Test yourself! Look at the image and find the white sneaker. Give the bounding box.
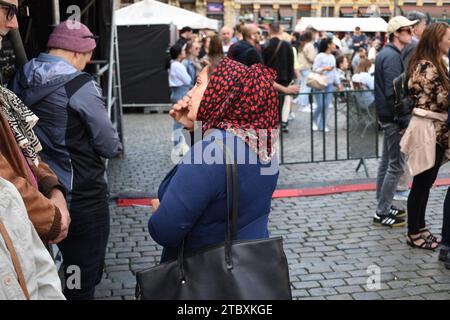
[288,112,296,121]
[324,127,330,133]
[312,123,319,131]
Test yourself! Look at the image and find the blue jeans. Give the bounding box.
[297,69,312,107]
[313,84,333,130]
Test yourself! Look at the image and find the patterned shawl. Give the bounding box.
[0,86,42,166]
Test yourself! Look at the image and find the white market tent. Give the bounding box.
[295,17,388,33]
[115,0,219,30]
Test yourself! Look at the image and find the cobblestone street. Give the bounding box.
[97,113,450,300]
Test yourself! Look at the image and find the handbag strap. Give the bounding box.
[0,220,30,300]
[267,38,283,67]
[176,136,239,275]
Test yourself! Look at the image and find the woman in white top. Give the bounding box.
[312,38,341,132]
[295,31,316,110]
[168,43,192,155]
[351,58,375,107]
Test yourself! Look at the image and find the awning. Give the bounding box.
[401,5,448,18]
[340,7,354,17]
[279,7,293,19]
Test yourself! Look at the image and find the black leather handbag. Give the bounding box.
[135,140,292,300]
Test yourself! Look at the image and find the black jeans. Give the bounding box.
[442,187,450,246]
[407,144,445,235]
[58,201,110,300]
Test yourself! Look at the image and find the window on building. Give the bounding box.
[321,6,334,17]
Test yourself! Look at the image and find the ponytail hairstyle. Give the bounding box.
[165,43,184,70]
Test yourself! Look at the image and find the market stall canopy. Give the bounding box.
[295,17,389,33]
[115,0,219,30]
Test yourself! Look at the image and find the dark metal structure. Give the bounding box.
[2,0,123,145]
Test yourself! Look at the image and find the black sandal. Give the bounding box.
[419,228,441,244]
[407,234,438,251]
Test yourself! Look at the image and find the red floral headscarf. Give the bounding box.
[197,57,279,162]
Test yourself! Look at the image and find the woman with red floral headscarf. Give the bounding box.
[148,57,280,263]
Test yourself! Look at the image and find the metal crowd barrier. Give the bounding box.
[278,89,380,177]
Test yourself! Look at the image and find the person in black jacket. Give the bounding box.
[373,16,417,228]
[263,23,296,132]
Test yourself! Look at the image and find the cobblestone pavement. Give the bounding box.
[97,113,450,300]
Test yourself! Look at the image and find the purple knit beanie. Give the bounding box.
[47,20,97,53]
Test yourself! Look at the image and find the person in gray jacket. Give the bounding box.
[373,16,416,228]
[11,20,122,300]
[0,177,65,300]
[401,11,428,67]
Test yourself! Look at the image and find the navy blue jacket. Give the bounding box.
[374,43,404,123]
[148,130,279,263]
[11,53,122,210]
[229,40,262,67]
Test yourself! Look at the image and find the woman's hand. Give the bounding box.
[169,96,194,131]
[150,199,160,214]
[323,66,334,72]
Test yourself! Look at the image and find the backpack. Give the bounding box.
[393,72,414,129]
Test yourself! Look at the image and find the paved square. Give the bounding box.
[98,113,450,300]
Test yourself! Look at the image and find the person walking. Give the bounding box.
[11,21,122,299]
[148,57,280,263]
[373,16,417,227]
[311,38,342,132]
[400,22,450,250]
[295,31,316,112]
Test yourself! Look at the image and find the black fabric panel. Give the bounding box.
[18,0,113,62]
[118,25,170,104]
[64,74,93,99]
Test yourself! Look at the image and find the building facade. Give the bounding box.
[118,0,450,29]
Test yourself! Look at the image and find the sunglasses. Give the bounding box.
[398,27,412,34]
[0,0,17,21]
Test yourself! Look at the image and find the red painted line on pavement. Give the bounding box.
[116,178,450,206]
[272,178,450,199]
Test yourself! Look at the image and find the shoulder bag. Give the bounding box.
[135,139,292,300]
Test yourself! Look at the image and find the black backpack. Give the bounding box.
[393,72,414,129]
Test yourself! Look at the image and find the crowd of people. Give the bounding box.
[166,20,395,135]
[1,0,450,301]
[163,13,450,275]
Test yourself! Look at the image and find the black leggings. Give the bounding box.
[407,144,445,235]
